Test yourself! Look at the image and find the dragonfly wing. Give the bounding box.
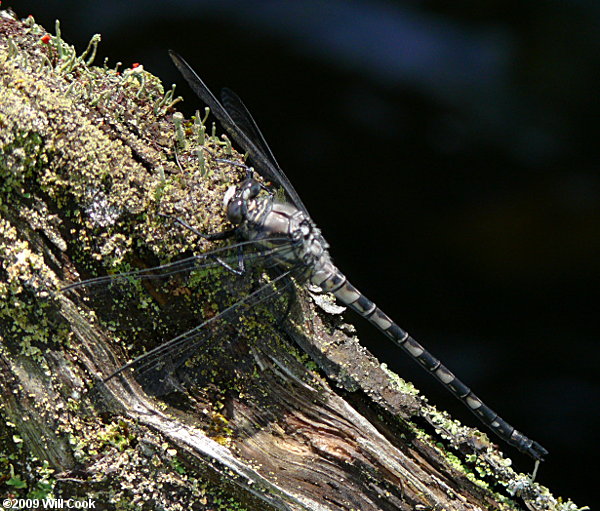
[108,268,296,395]
[168,51,309,215]
[220,87,282,173]
[219,87,309,214]
[60,238,291,296]
[62,237,300,395]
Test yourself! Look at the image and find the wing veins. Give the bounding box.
[169,50,309,214]
[105,269,295,384]
[60,237,292,292]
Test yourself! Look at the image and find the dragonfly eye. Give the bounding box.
[248,180,262,198]
[240,179,261,201]
[227,198,245,224]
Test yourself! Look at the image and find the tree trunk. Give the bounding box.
[0,10,575,510]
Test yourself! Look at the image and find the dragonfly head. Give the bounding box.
[223,178,262,224]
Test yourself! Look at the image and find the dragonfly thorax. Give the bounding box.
[226,180,332,277]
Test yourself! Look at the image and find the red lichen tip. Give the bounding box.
[132,62,140,68]
[41,34,51,44]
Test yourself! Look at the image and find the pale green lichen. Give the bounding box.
[379,361,419,396]
[0,12,251,508]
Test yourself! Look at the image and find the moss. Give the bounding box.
[0,412,57,499]
[379,361,419,396]
[0,12,255,508]
[0,9,250,366]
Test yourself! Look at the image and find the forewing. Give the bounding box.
[219,87,309,213]
[61,239,286,295]
[62,239,298,395]
[169,51,309,215]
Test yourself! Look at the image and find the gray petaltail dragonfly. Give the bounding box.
[62,50,547,461]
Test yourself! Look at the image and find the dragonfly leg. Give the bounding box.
[159,213,237,241]
[159,213,247,275]
[213,244,245,276]
[214,156,250,170]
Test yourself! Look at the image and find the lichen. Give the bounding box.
[0,11,251,508]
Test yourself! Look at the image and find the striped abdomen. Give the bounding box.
[310,262,547,460]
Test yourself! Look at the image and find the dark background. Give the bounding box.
[7,0,598,506]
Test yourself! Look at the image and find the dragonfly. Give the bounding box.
[62,50,548,461]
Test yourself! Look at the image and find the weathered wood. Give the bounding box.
[0,10,578,510]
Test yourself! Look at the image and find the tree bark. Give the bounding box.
[0,10,576,511]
